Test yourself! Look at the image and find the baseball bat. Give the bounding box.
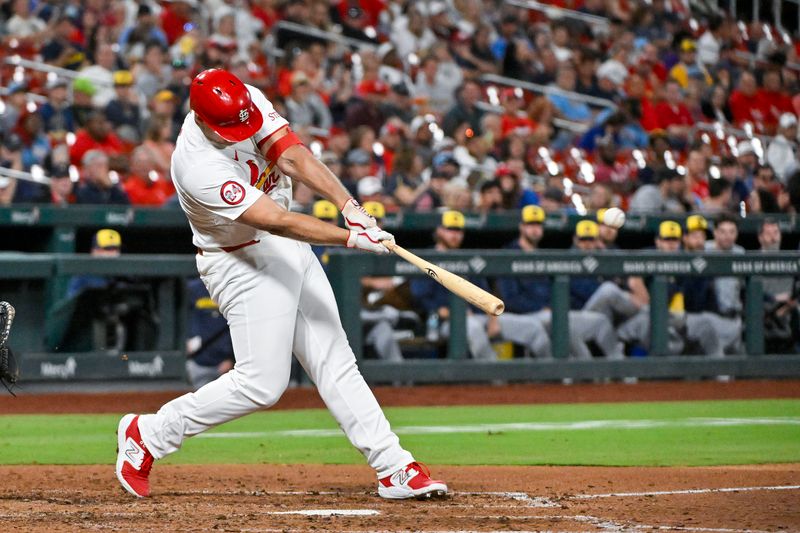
[382,242,505,316]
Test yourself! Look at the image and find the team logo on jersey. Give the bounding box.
[246,160,280,194]
[239,109,249,122]
[220,180,245,205]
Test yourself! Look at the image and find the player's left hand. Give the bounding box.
[346,227,394,254]
[342,198,377,230]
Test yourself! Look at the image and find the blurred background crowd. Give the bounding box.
[0,0,799,224]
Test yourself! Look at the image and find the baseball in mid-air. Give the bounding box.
[603,207,626,229]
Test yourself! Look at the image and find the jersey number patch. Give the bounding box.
[220,180,246,205]
[245,160,280,194]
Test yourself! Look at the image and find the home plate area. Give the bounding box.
[1,464,798,532]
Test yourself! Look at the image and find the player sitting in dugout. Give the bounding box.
[610,221,724,357]
[409,210,497,360]
[185,277,234,391]
[310,199,417,362]
[492,209,623,360]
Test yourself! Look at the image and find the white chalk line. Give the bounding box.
[571,484,800,499]
[197,417,800,439]
[268,509,379,516]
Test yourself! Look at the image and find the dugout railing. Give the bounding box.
[2,251,800,383]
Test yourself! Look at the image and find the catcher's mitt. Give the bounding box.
[0,301,19,395]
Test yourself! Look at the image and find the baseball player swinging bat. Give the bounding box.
[383,241,505,316]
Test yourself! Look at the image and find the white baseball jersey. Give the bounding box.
[171,85,293,249]
[138,80,419,483]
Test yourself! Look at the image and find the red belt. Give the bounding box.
[197,239,260,255]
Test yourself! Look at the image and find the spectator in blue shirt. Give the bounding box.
[118,4,168,57]
[74,150,130,205]
[40,78,76,136]
[548,66,593,124]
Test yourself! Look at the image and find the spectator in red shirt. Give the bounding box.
[634,42,668,84]
[377,119,406,175]
[499,88,538,138]
[625,73,659,131]
[685,149,710,201]
[757,69,794,132]
[123,147,175,206]
[337,0,386,27]
[159,0,195,45]
[252,0,280,30]
[69,111,124,167]
[655,80,694,141]
[729,71,765,130]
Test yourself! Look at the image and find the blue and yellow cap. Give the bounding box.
[362,201,386,220]
[522,205,545,224]
[685,215,708,233]
[441,210,465,229]
[113,70,134,86]
[659,221,682,239]
[93,229,121,249]
[575,220,599,239]
[313,200,338,221]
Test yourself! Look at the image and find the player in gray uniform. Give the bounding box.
[703,212,745,354]
[615,221,722,356]
[484,212,622,360]
[359,201,412,363]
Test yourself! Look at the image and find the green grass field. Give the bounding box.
[1,399,799,467]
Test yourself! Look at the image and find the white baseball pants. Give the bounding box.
[138,236,414,477]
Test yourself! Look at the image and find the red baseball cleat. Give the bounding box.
[378,462,448,499]
[115,414,154,498]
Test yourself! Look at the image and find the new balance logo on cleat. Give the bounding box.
[393,468,412,486]
[124,439,145,470]
[378,462,448,500]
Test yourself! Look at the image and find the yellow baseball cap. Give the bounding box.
[93,229,121,249]
[521,205,545,224]
[312,200,338,220]
[659,221,682,239]
[362,201,386,220]
[441,210,465,229]
[596,208,608,224]
[575,220,599,239]
[154,89,176,102]
[680,38,697,52]
[112,70,134,86]
[685,215,708,233]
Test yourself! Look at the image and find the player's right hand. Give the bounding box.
[342,198,377,230]
[346,227,394,254]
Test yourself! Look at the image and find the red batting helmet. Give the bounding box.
[189,69,263,143]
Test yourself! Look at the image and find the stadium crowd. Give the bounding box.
[0,0,798,218]
[2,0,800,358]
